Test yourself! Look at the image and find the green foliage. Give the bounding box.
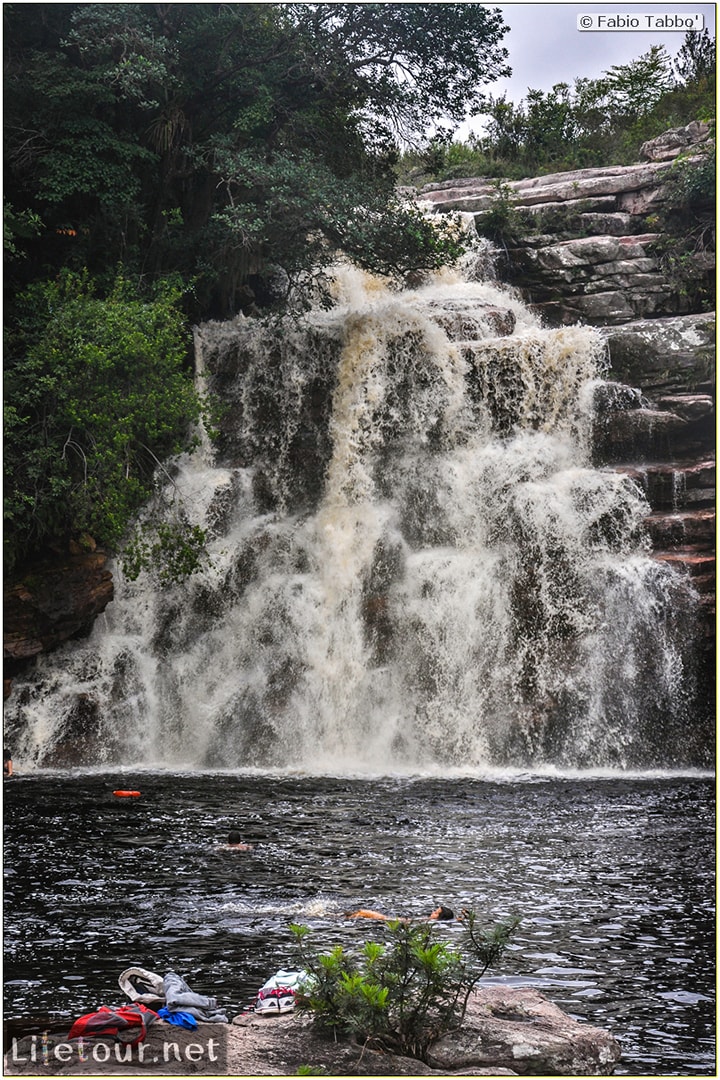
[398,137,524,185]
[664,145,716,209]
[327,195,469,284]
[648,145,716,312]
[475,181,522,245]
[121,520,209,586]
[4,202,43,259]
[4,3,510,316]
[289,912,520,1061]
[603,44,676,120]
[206,144,468,309]
[4,270,204,572]
[459,908,522,975]
[480,45,681,173]
[402,33,715,183]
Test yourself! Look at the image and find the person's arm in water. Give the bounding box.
[344,909,393,920]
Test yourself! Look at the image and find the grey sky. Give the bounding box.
[489,1,716,102]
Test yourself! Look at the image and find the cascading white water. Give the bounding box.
[6,260,703,772]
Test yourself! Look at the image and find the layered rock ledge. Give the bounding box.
[422,123,713,327]
[422,159,679,215]
[592,313,715,659]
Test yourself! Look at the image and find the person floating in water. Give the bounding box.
[4,748,12,778]
[344,905,455,922]
[225,830,254,851]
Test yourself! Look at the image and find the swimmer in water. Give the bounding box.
[225,830,254,851]
[344,905,455,922]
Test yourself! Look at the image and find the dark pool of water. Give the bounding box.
[3,770,715,1074]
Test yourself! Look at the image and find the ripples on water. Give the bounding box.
[3,771,715,1074]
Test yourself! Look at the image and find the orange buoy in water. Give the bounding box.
[113,790,141,798]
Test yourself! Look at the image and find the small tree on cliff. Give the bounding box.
[290,911,520,1062]
[674,28,716,85]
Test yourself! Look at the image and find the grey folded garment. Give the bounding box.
[166,1003,229,1022]
[163,971,228,1023]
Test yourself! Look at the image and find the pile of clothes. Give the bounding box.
[119,967,229,1030]
[67,963,310,1049]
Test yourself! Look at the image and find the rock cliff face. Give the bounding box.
[423,126,715,710]
[422,122,712,327]
[596,314,715,690]
[4,546,114,697]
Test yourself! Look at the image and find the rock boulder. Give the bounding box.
[640,120,712,162]
[427,987,621,1075]
[598,313,715,395]
[4,548,113,681]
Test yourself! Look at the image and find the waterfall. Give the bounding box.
[6,262,705,773]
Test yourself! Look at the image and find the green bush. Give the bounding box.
[648,145,716,312]
[475,181,523,246]
[290,911,520,1061]
[665,145,716,209]
[121,520,209,586]
[4,269,206,575]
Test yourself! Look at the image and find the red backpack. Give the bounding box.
[68,1003,158,1046]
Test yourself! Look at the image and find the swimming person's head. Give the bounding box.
[228,830,243,845]
[430,905,455,920]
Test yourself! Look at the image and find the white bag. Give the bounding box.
[118,966,166,1004]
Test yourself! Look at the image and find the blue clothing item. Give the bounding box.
[158,1007,198,1030]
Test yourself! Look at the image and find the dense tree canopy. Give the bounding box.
[4,3,511,572]
[4,3,510,315]
[4,271,203,571]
